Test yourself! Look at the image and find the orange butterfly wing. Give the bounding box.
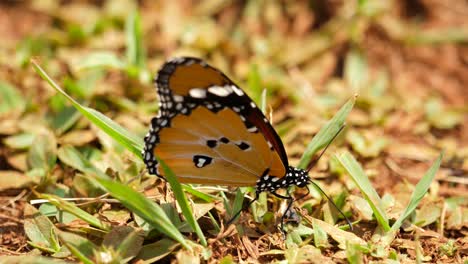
[143,57,288,186]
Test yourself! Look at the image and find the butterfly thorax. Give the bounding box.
[255,166,309,193]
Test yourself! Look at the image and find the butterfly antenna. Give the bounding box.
[307,181,353,230]
[306,124,346,172]
[226,193,259,226]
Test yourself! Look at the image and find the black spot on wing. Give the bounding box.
[193,155,213,168]
[236,142,250,150]
[206,140,217,148]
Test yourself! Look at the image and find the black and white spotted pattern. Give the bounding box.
[255,166,310,193]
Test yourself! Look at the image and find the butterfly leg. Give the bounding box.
[271,191,294,237]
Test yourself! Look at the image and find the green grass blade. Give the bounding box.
[37,193,111,231]
[298,96,356,169]
[158,159,207,246]
[247,63,262,105]
[229,188,246,222]
[182,185,217,203]
[337,151,390,231]
[31,60,144,158]
[93,176,190,249]
[125,10,145,69]
[390,153,443,232]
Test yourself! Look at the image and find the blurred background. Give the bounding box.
[0,0,467,262]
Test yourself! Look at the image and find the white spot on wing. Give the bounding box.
[189,88,207,98]
[267,141,273,148]
[231,85,244,96]
[208,85,232,97]
[173,95,184,102]
[247,126,258,132]
[196,157,207,168]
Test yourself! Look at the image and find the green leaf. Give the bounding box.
[57,145,109,179]
[414,202,442,227]
[74,52,126,71]
[23,204,60,253]
[158,159,207,246]
[346,242,365,264]
[32,61,144,158]
[57,230,97,260]
[103,226,144,260]
[93,176,190,249]
[390,153,443,232]
[0,81,26,114]
[37,193,110,231]
[312,219,329,249]
[284,245,326,263]
[27,133,57,173]
[347,130,388,158]
[345,49,368,92]
[136,239,180,263]
[63,70,105,99]
[50,105,81,135]
[337,152,390,231]
[298,96,355,169]
[3,133,36,149]
[57,232,95,264]
[15,36,50,67]
[0,256,70,264]
[425,98,463,129]
[309,218,367,250]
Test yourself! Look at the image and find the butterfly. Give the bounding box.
[142,57,349,230]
